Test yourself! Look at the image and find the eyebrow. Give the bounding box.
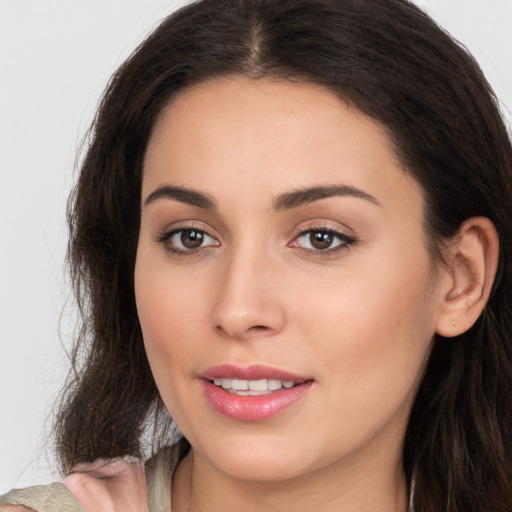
[143,183,380,211]
[144,184,216,209]
[273,185,380,212]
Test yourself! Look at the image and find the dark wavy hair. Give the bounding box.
[56,0,512,510]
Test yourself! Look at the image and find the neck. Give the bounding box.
[172,446,409,512]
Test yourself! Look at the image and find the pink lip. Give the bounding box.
[200,364,310,382]
[200,364,314,422]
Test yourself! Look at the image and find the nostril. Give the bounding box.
[214,323,271,338]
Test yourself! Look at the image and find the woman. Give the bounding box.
[2,0,511,510]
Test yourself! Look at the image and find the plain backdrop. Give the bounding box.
[1,0,511,492]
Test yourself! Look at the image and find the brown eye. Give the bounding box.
[181,229,204,249]
[291,228,355,254]
[309,231,334,250]
[157,227,219,255]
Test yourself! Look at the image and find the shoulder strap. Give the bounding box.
[0,482,86,512]
[146,442,189,512]
[146,445,182,512]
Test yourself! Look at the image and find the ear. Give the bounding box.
[436,217,499,337]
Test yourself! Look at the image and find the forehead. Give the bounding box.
[142,76,423,221]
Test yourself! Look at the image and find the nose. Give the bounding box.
[210,249,286,340]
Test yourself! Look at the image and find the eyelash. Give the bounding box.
[154,225,357,258]
[291,225,357,256]
[154,225,218,258]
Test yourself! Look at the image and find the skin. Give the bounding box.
[134,77,457,512]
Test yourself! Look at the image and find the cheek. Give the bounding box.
[294,246,438,421]
[134,255,200,393]
[135,238,210,339]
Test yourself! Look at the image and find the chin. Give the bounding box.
[189,429,330,483]
[209,450,310,482]
[187,435,309,482]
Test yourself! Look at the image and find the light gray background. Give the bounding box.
[1,0,511,492]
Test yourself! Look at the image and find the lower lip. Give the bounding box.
[201,380,313,422]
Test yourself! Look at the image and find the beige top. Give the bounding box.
[0,446,180,512]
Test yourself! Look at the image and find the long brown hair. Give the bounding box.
[57,1,512,510]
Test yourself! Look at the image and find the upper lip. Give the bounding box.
[200,364,312,382]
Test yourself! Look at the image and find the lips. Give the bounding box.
[200,364,314,422]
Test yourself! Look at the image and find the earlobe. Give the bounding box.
[436,217,499,337]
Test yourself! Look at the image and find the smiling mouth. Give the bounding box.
[210,378,304,396]
[201,366,314,421]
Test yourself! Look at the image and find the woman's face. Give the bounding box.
[135,77,446,482]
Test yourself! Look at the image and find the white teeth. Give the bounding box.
[212,378,300,394]
[268,379,282,390]
[232,379,249,390]
[248,379,268,391]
